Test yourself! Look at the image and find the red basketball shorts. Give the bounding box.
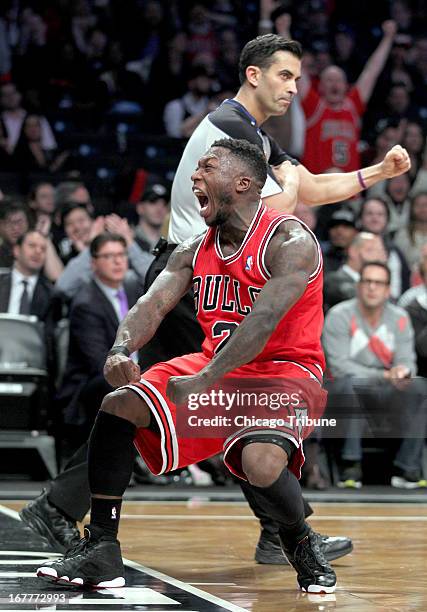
[122,353,327,480]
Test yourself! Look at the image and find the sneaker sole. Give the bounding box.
[36,567,125,588]
[301,583,336,594]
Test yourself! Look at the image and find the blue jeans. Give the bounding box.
[328,376,427,474]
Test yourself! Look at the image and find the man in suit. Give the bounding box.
[58,232,142,443]
[323,232,387,310]
[20,233,143,550]
[0,229,52,319]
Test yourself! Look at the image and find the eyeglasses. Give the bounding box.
[93,252,128,261]
[359,278,389,287]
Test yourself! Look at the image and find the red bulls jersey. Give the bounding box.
[192,203,325,380]
[302,85,364,173]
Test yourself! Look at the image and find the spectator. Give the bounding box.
[55,213,153,300]
[56,202,96,265]
[362,119,401,166]
[321,209,358,274]
[185,3,219,63]
[368,173,412,234]
[124,0,167,84]
[358,196,410,299]
[215,29,241,92]
[28,182,56,223]
[55,181,93,212]
[0,82,56,152]
[394,192,427,270]
[324,232,387,310]
[134,183,169,253]
[146,31,188,114]
[299,21,397,173]
[12,114,69,173]
[0,229,52,320]
[402,121,426,182]
[323,261,426,489]
[406,255,427,377]
[52,183,95,262]
[57,233,143,448]
[96,41,144,117]
[371,82,425,131]
[163,66,215,138]
[0,200,30,268]
[398,244,427,308]
[26,182,64,283]
[333,24,363,83]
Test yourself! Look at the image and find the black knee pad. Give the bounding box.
[241,434,295,461]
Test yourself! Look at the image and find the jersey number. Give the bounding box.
[212,321,239,354]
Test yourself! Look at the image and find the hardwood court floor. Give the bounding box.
[4,500,427,611]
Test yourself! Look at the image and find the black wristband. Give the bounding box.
[107,346,130,358]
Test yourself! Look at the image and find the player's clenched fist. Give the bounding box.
[104,353,140,387]
[380,145,411,178]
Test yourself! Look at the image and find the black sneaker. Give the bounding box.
[36,526,125,588]
[20,490,81,553]
[255,532,287,564]
[255,530,353,565]
[391,467,427,489]
[337,460,362,489]
[280,530,337,593]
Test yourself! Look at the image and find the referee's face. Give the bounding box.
[254,51,300,119]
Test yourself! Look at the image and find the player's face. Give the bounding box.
[191,150,236,227]
[358,265,390,310]
[254,51,301,117]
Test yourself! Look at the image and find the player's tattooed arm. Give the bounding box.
[167,221,318,404]
[104,234,204,387]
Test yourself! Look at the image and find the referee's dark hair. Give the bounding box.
[238,34,302,84]
[211,138,268,188]
[90,233,127,258]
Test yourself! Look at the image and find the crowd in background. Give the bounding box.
[1,0,427,488]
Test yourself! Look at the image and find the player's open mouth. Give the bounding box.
[193,188,211,218]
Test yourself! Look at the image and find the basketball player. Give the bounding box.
[37,139,338,593]
[139,33,410,564]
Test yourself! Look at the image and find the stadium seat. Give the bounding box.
[0,314,57,478]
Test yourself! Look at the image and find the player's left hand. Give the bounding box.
[167,374,209,406]
[380,145,411,178]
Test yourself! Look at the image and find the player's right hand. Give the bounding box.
[104,354,141,388]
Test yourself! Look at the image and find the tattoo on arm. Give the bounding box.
[114,234,204,353]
